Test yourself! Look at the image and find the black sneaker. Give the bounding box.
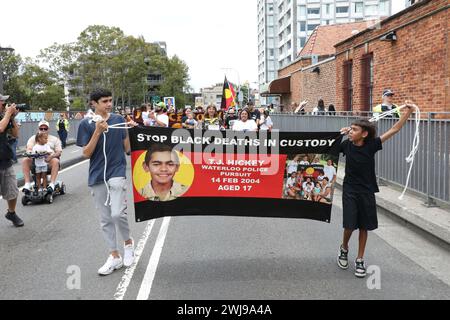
[46,186,54,195]
[355,258,367,278]
[5,211,24,227]
[337,245,349,269]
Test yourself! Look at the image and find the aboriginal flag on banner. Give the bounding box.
[129,127,342,223]
[220,76,236,110]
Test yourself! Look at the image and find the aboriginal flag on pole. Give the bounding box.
[221,76,236,110]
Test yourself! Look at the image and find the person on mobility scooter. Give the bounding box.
[21,121,66,205]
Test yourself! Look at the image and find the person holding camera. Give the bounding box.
[0,94,24,227]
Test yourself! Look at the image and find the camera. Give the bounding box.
[15,103,30,112]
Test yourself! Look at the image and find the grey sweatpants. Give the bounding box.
[91,177,131,252]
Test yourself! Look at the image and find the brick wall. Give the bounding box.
[335,0,449,114]
[276,57,336,111]
[301,59,336,111]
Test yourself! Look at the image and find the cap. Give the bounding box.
[382,89,394,97]
[0,94,10,101]
[38,120,50,128]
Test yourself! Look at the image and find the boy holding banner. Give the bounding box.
[77,88,137,276]
[337,102,415,278]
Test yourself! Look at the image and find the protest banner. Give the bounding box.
[129,127,342,223]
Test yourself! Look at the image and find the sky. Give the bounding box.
[1,0,258,92]
[1,1,407,92]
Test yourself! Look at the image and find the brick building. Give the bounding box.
[265,21,373,112]
[335,0,450,113]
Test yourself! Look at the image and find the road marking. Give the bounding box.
[71,149,80,154]
[59,160,89,174]
[113,220,156,300]
[136,217,171,300]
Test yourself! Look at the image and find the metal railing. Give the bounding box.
[271,112,450,206]
[16,120,83,150]
[16,113,450,205]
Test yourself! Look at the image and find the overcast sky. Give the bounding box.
[2,1,406,92]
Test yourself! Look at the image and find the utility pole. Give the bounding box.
[0,46,14,94]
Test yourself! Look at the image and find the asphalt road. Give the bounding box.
[0,156,449,300]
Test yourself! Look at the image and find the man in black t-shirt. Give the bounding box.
[336,101,415,278]
[246,101,260,126]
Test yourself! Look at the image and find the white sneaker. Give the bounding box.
[123,238,135,268]
[98,255,123,276]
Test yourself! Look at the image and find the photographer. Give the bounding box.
[0,94,24,227]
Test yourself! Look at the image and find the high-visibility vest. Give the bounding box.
[373,104,401,118]
[56,119,70,131]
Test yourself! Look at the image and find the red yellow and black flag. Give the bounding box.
[220,76,236,110]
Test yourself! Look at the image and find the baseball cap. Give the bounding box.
[38,120,50,128]
[382,89,394,97]
[0,94,10,101]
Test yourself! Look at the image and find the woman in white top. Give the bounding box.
[232,109,258,132]
[259,110,273,131]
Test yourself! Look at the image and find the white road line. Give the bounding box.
[136,217,171,300]
[71,149,80,154]
[113,220,156,300]
[59,159,89,174]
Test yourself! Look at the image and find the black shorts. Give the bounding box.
[342,192,378,231]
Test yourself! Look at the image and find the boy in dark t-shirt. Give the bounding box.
[337,101,415,278]
[77,88,137,276]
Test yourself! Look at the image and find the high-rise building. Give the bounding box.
[258,0,392,92]
[258,0,279,91]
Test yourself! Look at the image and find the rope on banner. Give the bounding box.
[89,115,132,206]
[368,104,421,200]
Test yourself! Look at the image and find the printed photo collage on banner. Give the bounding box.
[283,154,338,204]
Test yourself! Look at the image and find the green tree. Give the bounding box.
[38,25,191,108]
[159,55,191,109]
[32,84,67,111]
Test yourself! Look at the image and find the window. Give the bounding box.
[336,6,349,14]
[267,26,274,36]
[365,5,378,15]
[308,24,319,31]
[298,5,306,17]
[343,60,353,111]
[269,49,274,58]
[268,3,273,12]
[299,37,306,47]
[307,7,320,15]
[287,40,291,50]
[325,4,331,15]
[299,21,306,32]
[287,25,291,35]
[361,53,374,112]
[354,2,363,14]
[379,0,389,14]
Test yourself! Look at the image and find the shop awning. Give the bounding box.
[267,75,291,94]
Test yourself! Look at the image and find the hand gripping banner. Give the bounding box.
[129,127,342,223]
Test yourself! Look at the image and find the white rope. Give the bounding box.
[369,105,421,200]
[89,115,131,206]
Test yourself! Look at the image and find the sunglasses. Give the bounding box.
[39,127,49,131]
